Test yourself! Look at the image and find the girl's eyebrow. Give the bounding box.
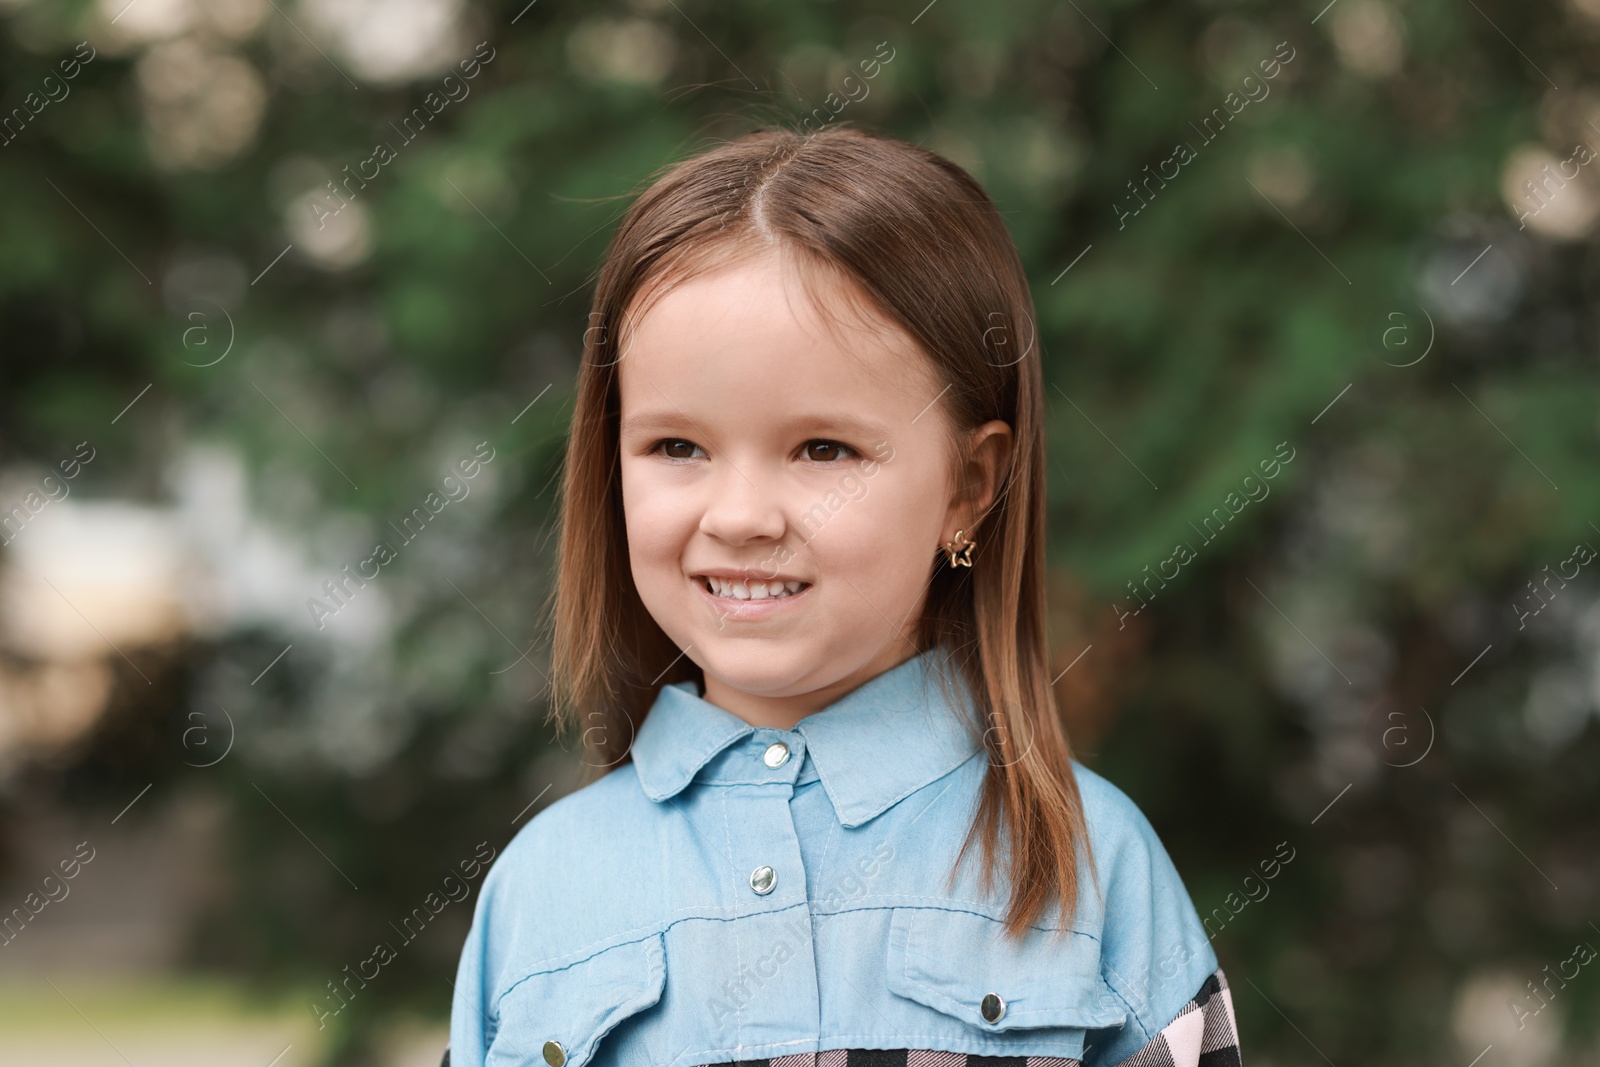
[618,411,695,437]
[788,412,894,439]
[620,411,894,439]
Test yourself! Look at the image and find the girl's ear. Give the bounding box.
[942,419,1013,544]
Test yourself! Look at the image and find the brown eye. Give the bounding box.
[803,440,856,462]
[657,439,703,460]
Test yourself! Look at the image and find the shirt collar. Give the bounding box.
[630,645,984,827]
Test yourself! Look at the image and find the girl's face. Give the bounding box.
[616,250,1007,728]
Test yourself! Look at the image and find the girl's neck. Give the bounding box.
[698,645,923,730]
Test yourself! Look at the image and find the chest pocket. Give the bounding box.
[885,907,1127,1036]
[488,933,666,1067]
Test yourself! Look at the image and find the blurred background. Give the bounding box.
[1,0,1597,1063]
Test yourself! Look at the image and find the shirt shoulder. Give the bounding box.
[1072,761,1187,877]
[491,762,654,875]
[1070,762,1220,1062]
[472,764,667,989]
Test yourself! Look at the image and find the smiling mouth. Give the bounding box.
[695,575,812,601]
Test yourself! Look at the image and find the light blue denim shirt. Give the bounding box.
[449,645,1220,1067]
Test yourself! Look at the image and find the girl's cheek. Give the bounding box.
[622,486,691,560]
[626,502,690,556]
[620,465,689,525]
[804,481,912,579]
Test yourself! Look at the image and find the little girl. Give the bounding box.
[448,124,1238,1067]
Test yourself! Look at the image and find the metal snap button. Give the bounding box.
[749,864,776,894]
[763,742,790,767]
[980,992,1005,1023]
[543,1040,566,1067]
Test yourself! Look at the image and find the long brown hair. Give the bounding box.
[542,122,1092,940]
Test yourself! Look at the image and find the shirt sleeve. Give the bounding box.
[1091,968,1240,1067]
[1074,766,1229,1067]
[447,856,503,1067]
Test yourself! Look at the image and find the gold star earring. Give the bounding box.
[941,529,977,568]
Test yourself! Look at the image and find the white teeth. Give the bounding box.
[701,576,808,600]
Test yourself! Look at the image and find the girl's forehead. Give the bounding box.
[617,254,937,396]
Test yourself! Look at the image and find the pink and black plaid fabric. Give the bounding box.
[706,1054,1081,1067]
[1111,969,1239,1067]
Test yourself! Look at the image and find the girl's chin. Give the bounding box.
[696,653,817,692]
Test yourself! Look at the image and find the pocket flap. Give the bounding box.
[489,934,666,1067]
[886,908,1127,1031]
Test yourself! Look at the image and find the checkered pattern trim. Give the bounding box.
[1109,969,1239,1067]
[703,1053,1081,1067]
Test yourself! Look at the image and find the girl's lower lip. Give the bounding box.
[692,576,811,619]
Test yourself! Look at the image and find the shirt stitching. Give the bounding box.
[491,900,1106,1006]
[698,775,819,786]
[1096,971,1153,1045]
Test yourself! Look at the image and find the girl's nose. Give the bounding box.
[697,462,788,545]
